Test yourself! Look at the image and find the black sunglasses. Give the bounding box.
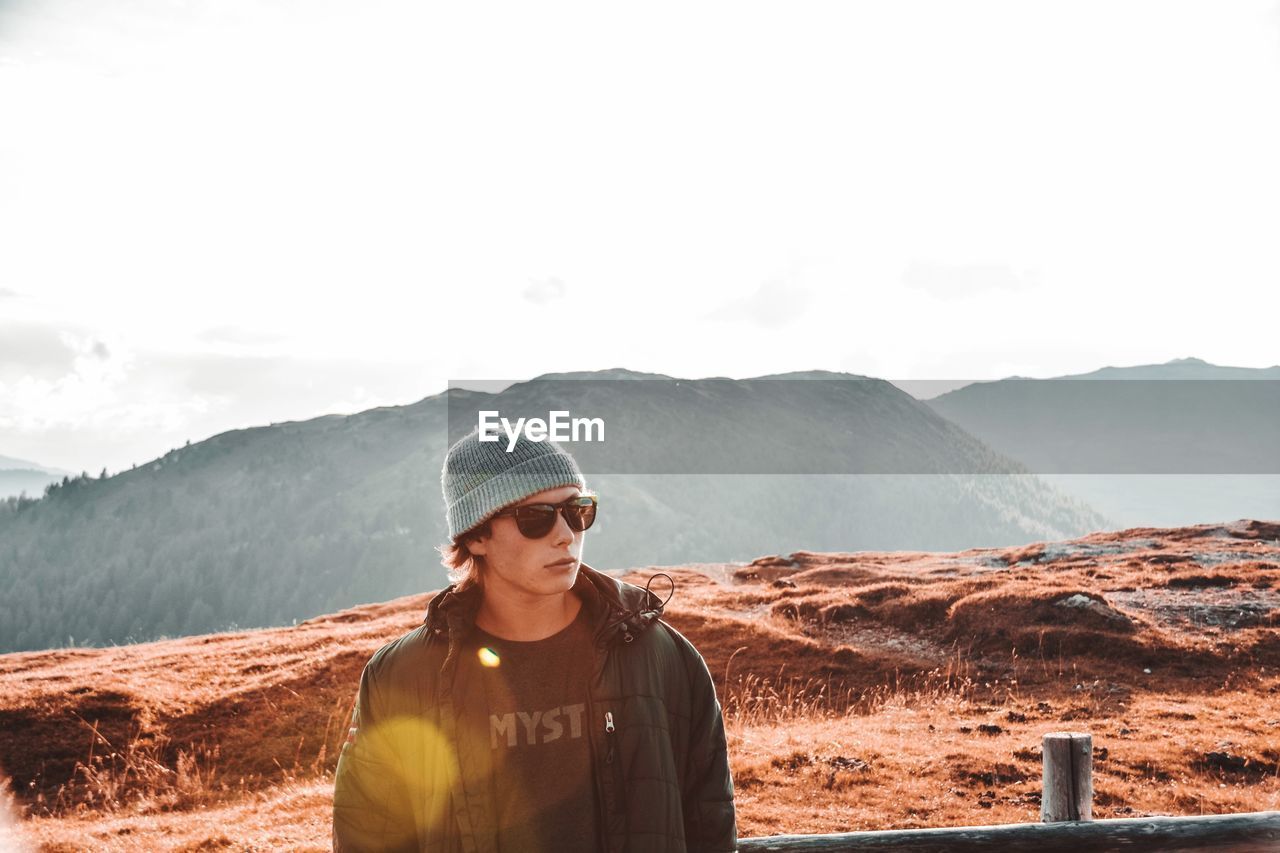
[490,495,599,539]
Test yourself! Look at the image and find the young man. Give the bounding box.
[332,427,737,852]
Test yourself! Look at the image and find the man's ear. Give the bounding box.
[464,529,489,558]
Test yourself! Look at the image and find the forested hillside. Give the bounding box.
[0,371,1107,652]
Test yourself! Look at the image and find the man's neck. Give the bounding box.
[474,587,583,642]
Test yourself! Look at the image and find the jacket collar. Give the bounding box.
[423,562,671,648]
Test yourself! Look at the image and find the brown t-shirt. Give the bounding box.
[464,603,600,853]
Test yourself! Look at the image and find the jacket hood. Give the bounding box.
[422,562,673,648]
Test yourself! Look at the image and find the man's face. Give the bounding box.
[465,485,587,600]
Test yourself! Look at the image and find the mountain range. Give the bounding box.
[0,357,1274,653]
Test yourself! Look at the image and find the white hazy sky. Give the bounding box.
[2,0,1279,474]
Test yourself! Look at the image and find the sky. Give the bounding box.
[1,0,1279,474]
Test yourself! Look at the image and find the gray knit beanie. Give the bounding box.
[441,427,588,540]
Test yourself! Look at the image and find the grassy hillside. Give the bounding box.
[1,520,1276,849]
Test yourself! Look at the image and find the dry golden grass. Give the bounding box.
[721,663,1280,837]
[2,519,1278,849]
[13,776,332,852]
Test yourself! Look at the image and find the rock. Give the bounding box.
[826,755,870,772]
[1055,593,1133,626]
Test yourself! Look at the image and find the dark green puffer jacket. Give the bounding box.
[332,563,738,852]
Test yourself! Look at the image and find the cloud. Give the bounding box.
[0,323,79,381]
[0,328,135,433]
[195,325,288,346]
[902,261,1039,299]
[0,288,21,299]
[702,277,810,330]
[522,276,568,305]
[0,346,434,472]
[141,352,430,422]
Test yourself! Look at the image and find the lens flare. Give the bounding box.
[363,716,457,832]
[0,772,32,853]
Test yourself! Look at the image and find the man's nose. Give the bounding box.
[550,508,576,543]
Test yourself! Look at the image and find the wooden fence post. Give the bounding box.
[1042,731,1093,822]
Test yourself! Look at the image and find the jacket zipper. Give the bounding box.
[602,707,618,815]
[604,708,627,823]
[587,648,612,853]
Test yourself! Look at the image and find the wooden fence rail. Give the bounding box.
[736,731,1280,852]
[736,811,1280,852]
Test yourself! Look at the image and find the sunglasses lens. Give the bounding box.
[515,506,558,538]
[565,498,597,532]
[511,497,598,538]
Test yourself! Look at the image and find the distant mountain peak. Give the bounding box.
[528,368,675,382]
[1046,357,1279,381]
[747,369,877,381]
[0,454,71,475]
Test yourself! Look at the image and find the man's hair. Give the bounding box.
[436,520,491,594]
